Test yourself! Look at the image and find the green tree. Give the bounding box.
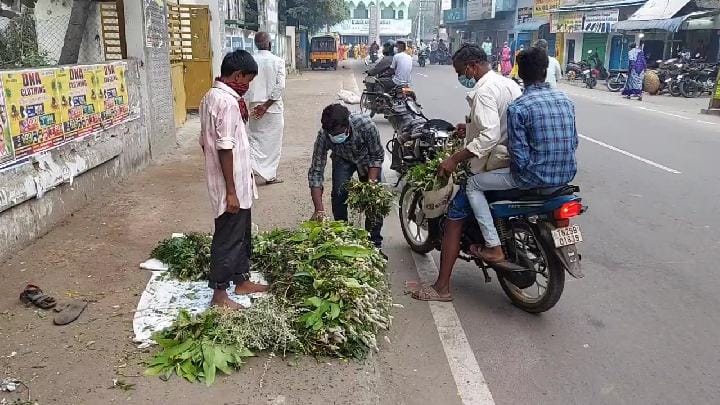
[280,0,349,33]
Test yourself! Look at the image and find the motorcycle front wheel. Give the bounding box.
[399,184,434,254]
[498,221,565,313]
[359,93,376,118]
[680,80,700,98]
[606,74,625,92]
[586,77,597,89]
[669,81,682,97]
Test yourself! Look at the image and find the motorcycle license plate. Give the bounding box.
[582,69,590,74]
[551,224,583,248]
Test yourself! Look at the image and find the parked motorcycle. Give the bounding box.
[418,49,428,67]
[360,75,424,136]
[606,70,627,92]
[680,63,718,98]
[393,113,587,313]
[565,60,588,81]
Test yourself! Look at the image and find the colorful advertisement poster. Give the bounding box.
[0,79,15,167]
[1,69,65,160]
[551,12,584,33]
[101,62,130,126]
[534,0,560,18]
[56,65,104,140]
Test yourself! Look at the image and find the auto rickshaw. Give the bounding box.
[310,35,338,70]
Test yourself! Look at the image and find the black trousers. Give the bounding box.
[330,157,383,248]
[208,209,251,290]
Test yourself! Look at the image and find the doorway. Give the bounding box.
[566,39,576,62]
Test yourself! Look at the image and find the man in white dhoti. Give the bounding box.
[246,31,287,185]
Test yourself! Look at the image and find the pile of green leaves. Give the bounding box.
[146,297,299,385]
[253,220,392,359]
[405,143,470,192]
[345,180,394,224]
[150,233,212,281]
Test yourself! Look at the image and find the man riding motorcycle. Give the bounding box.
[366,41,396,93]
[411,44,521,302]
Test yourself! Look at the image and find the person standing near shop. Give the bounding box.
[246,32,287,185]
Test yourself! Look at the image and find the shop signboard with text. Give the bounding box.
[444,8,467,23]
[517,7,533,24]
[551,12,583,33]
[583,9,619,33]
[467,0,495,20]
[534,0,560,18]
[330,19,412,36]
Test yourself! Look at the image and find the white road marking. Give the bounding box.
[696,120,719,126]
[635,106,690,120]
[579,134,682,174]
[411,252,496,405]
[416,72,429,78]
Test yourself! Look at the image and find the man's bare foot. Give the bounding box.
[479,245,505,263]
[210,290,244,310]
[234,281,269,295]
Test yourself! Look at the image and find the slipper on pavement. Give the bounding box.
[53,300,88,325]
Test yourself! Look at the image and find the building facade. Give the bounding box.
[329,1,413,44]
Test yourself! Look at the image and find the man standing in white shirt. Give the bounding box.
[199,50,268,309]
[246,32,287,185]
[535,39,562,88]
[390,39,413,85]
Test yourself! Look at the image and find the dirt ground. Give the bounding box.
[0,69,459,405]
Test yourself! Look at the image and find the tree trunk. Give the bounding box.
[58,0,92,65]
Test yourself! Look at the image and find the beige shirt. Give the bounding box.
[199,81,258,218]
[464,71,522,173]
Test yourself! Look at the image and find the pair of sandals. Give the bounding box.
[20,284,87,325]
[405,281,453,302]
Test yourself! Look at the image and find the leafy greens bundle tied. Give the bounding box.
[253,220,392,359]
[345,180,394,224]
[150,233,212,281]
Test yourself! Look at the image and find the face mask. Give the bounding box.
[226,79,249,96]
[458,66,477,88]
[329,130,349,144]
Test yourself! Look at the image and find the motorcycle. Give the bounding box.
[369,50,379,64]
[680,63,717,98]
[435,49,450,65]
[393,112,587,313]
[606,70,627,92]
[565,60,588,81]
[582,67,598,89]
[418,49,428,67]
[360,75,424,136]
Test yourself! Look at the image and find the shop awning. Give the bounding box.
[514,20,548,32]
[629,0,691,20]
[615,10,720,31]
[554,0,646,12]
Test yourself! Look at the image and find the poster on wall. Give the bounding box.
[534,0,561,18]
[0,79,15,167]
[467,0,495,20]
[583,9,619,33]
[1,69,65,160]
[518,7,533,24]
[56,65,104,141]
[101,62,130,126]
[551,12,583,33]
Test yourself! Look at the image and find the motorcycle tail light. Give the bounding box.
[554,201,583,220]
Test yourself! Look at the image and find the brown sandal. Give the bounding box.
[411,285,453,302]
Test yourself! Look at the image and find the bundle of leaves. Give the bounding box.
[150,233,212,281]
[345,180,394,224]
[146,297,299,385]
[253,220,392,359]
[405,143,471,191]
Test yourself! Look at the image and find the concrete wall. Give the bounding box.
[0,61,150,258]
[34,0,107,65]
[0,0,177,260]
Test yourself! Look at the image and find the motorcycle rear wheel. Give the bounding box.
[680,80,700,98]
[586,77,597,89]
[606,74,625,92]
[498,221,565,313]
[399,184,434,254]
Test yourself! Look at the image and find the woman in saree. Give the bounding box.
[500,42,512,76]
[622,43,645,101]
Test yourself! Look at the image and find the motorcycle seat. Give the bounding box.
[485,185,579,203]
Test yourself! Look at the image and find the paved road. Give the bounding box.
[353,63,720,404]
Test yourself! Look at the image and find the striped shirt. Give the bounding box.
[199,81,257,218]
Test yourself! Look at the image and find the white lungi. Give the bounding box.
[248,104,284,181]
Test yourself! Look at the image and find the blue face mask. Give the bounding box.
[329,130,349,144]
[458,75,477,88]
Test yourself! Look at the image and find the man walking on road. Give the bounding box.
[199,50,269,309]
[412,44,521,302]
[308,104,385,248]
[246,32,287,185]
[467,46,578,263]
[535,39,562,88]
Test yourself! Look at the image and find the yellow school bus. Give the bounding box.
[310,35,338,70]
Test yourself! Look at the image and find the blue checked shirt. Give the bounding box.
[308,113,384,188]
[507,83,578,189]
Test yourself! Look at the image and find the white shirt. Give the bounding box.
[199,81,257,218]
[390,52,413,84]
[546,56,562,88]
[245,50,286,113]
[465,71,522,173]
